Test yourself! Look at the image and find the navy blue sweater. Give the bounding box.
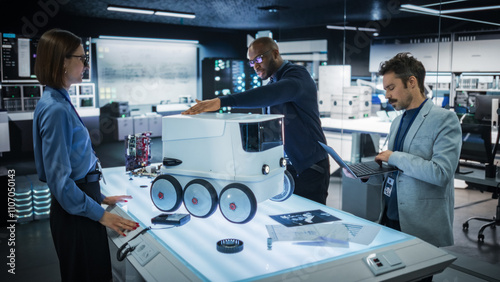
[219,61,327,173]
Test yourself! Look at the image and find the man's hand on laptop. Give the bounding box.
[375,150,393,166]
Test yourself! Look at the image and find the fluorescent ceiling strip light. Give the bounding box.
[399,7,439,16]
[423,0,468,8]
[439,14,500,26]
[97,35,199,44]
[440,5,500,14]
[326,25,378,32]
[107,5,195,19]
[358,27,379,32]
[326,25,344,30]
[107,6,154,15]
[400,7,500,27]
[421,0,500,14]
[155,11,195,19]
[327,25,356,31]
[400,4,440,15]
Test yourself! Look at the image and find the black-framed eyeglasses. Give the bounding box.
[248,49,272,67]
[68,55,89,67]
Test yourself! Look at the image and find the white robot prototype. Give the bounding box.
[150,113,294,223]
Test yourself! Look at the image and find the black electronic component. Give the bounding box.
[23,85,41,97]
[151,213,190,226]
[2,85,21,98]
[216,239,244,253]
[100,101,130,118]
[163,157,182,166]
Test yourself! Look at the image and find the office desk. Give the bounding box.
[455,166,500,242]
[455,166,500,187]
[321,117,391,174]
[321,117,391,136]
[102,166,455,281]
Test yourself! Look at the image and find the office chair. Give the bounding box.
[462,184,499,242]
[462,106,500,242]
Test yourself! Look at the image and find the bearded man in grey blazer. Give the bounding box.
[362,52,462,248]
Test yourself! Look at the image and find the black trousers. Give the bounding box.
[50,177,111,282]
[380,212,402,231]
[287,158,330,205]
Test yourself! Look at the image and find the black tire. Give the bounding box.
[183,179,218,218]
[270,170,295,202]
[150,174,183,212]
[219,183,257,224]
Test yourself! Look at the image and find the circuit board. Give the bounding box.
[125,132,152,171]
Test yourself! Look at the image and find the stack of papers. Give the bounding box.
[267,209,381,246]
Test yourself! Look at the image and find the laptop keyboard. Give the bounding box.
[349,162,379,176]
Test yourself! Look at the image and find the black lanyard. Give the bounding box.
[393,99,427,152]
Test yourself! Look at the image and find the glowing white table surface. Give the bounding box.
[102,166,455,281]
[321,117,391,136]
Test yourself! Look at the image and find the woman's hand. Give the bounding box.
[99,211,139,237]
[102,195,132,205]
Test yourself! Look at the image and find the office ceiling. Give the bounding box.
[58,0,500,32]
[6,0,500,35]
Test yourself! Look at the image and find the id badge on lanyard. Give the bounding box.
[384,176,395,197]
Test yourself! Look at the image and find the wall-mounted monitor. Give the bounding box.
[202,58,261,114]
[1,33,38,83]
[94,37,197,106]
[1,33,91,83]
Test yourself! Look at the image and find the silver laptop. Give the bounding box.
[319,141,398,178]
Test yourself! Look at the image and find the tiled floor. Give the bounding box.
[1,137,499,281]
[327,173,500,282]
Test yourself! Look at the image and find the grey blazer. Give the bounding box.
[370,99,462,247]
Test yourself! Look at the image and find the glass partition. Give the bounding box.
[268,0,445,209]
[252,0,498,209]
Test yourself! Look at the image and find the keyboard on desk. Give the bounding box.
[459,160,486,169]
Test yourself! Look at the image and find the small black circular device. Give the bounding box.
[216,239,244,253]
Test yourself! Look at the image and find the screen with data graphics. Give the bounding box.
[1,33,91,83]
[95,38,197,106]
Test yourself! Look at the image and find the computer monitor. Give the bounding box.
[1,33,91,83]
[202,58,262,114]
[473,94,500,123]
[351,133,380,163]
[460,122,493,165]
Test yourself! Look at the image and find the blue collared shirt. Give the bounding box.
[33,86,104,221]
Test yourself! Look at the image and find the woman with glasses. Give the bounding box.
[33,29,138,281]
[183,37,330,205]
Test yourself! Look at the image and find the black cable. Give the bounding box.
[116,225,175,261]
[117,226,151,262]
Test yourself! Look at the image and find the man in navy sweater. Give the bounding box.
[183,37,330,204]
